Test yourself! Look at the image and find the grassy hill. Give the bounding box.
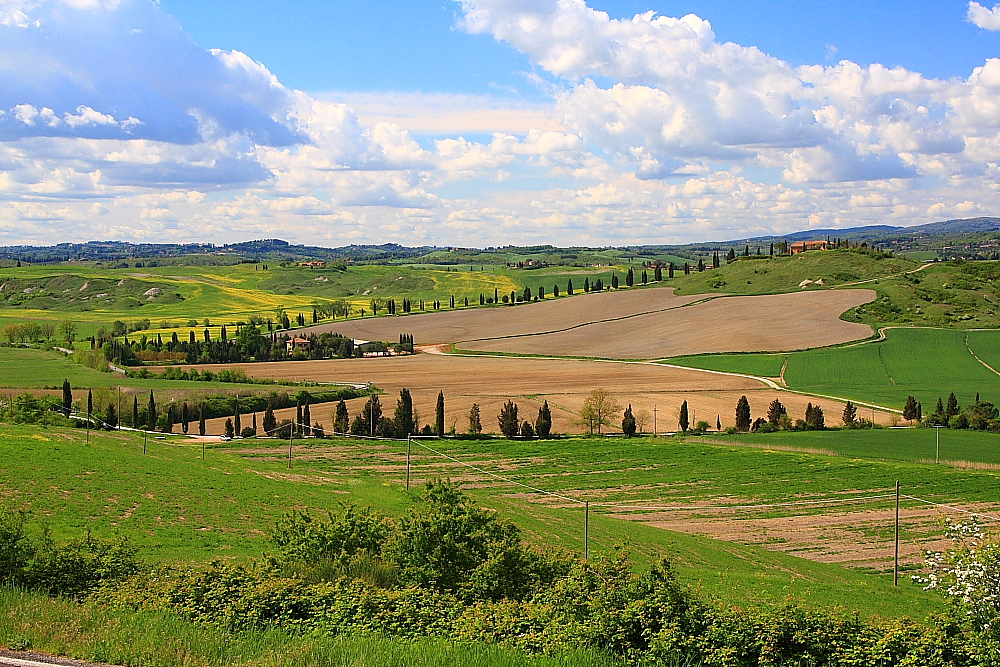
[1,423,971,619]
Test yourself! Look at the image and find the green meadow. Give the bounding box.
[4,422,989,618]
[668,327,1000,411]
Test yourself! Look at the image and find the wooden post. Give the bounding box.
[143,430,146,455]
[406,435,411,491]
[894,481,900,586]
[585,501,590,560]
[288,426,293,469]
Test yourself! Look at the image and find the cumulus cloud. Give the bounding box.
[969,1,1000,30]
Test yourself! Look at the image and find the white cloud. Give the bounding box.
[969,1,1000,30]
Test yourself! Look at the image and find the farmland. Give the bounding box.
[0,422,970,619]
[669,327,1000,411]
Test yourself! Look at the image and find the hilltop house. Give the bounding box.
[790,240,828,255]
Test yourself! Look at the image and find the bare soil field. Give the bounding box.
[175,353,892,435]
[463,290,876,359]
[297,286,705,345]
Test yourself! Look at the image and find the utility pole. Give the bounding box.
[653,404,657,437]
[585,501,590,560]
[143,429,146,455]
[894,481,900,586]
[406,435,411,491]
[288,425,293,469]
[935,425,943,464]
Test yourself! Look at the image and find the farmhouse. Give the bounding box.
[286,336,310,352]
[299,261,326,268]
[790,240,828,254]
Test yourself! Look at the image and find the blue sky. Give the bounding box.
[0,0,999,246]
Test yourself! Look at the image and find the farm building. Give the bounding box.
[790,240,828,254]
[286,336,310,352]
[299,261,326,268]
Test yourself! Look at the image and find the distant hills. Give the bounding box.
[1,217,997,264]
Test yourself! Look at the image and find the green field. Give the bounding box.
[5,422,988,618]
[709,427,1000,466]
[668,327,1000,411]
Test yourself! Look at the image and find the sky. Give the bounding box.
[0,1,999,247]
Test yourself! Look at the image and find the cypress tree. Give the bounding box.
[538,285,545,299]
[303,399,311,436]
[494,288,498,303]
[147,391,156,431]
[612,274,619,289]
[713,251,720,268]
[189,331,195,344]
[393,389,414,436]
[567,279,574,295]
[903,395,918,421]
[498,401,519,438]
[62,379,72,417]
[716,415,721,430]
[296,402,303,436]
[626,267,634,287]
[263,405,277,436]
[727,248,736,262]
[436,391,445,437]
[553,284,560,297]
[204,328,210,342]
[252,412,258,436]
[622,405,636,437]
[199,404,206,436]
[946,392,960,418]
[87,389,93,421]
[654,265,662,281]
[842,401,857,427]
[642,270,648,284]
[735,396,751,432]
[697,259,705,272]
[535,400,552,438]
[132,396,139,429]
[584,277,590,293]
[480,293,485,305]
[668,263,675,278]
[182,402,190,434]
[767,399,785,426]
[679,400,689,432]
[684,262,690,275]
[234,399,241,436]
[935,397,945,417]
[334,400,349,434]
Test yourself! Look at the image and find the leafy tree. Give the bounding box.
[903,395,919,422]
[622,405,636,437]
[263,405,277,436]
[678,400,689,433]
[842,401,857,427]
[766,399,785,426]
[946,392,960,419]
[334,400,349,434]
[59,320,77,343]
[61,380,72,417]
[735,396,751,432]
[468,403,482,435]
[578,389,621,435]
[436,391,445,437]
[393,389,415,437]
[535,400,552,438]
[498,401,519,438]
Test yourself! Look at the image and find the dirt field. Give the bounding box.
[297,285,705,347]
[173,353,893,435]
[462,290,876,358]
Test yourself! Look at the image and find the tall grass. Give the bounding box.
[0,588,623,667]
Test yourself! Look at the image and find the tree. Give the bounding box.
[468,403,482,435]
[553,284,560,297]
[199,404,207,436]
[435,391,445,437]
[393,389,415,437]
[182,402,190,434]
[362,394,383,436]
[302,399,312,437]
[805,403,825,430]
[263,405,277,436]
[535,400,552,438]
[717,415,722,430]
[520,421,535,438]
[224,418,234,439]
[903,395,919,422]
[727,248,736,263]
[678,400,689,433]
[654,265,662,281]
[147,391,156,431]
[578,389,621,435]
[622,405,637,437]
[103,402,117,430]
[498,401,519,438]
[697,258,705,272]
[295,402,303,437]
[334,400,349,434]
[668,262,674,278]
[59,320,77,343]
[234,400,242,437]
[583,277,590,293]
[625,267,634,287]
[61,379,72,417]
[766,399,785,426]
[87,389,93,422]
[713,251,720,269]
[946,392,960,419]
[735,396,751,432]
[132,396,139,429]
[842,400,857,427]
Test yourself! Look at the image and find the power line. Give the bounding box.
[902,495,1000,523]
[594,493,898,513]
